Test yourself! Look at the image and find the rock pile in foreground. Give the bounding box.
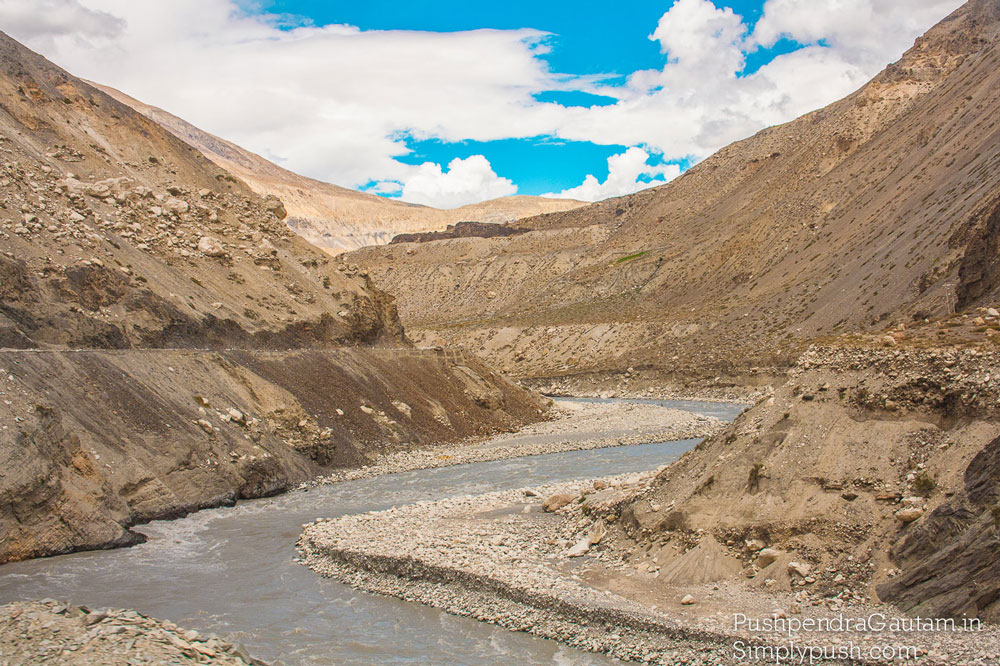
[0,600,265,665]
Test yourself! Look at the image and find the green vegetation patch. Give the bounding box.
[615,251,648,265]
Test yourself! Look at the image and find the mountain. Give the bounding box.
[0,31,546,563]
[346,0,1000,389]
[90,83,585,253]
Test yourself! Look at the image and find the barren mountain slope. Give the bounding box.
[349,0,1000,386]
[91,83,585,252]
[0,32,546,563]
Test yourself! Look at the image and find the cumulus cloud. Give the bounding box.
[0,0,966,207]
[398,155,517,209]
[555,0,963,157]
[544,147,681,202]
[752,0,967,70]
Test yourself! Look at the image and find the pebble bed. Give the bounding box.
[299,472,1000,665]
[0,599,264,665]
[306,400,725,486]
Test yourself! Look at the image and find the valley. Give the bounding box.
[1,0,999,664]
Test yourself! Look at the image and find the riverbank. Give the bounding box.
[0,599,266,665]
[298,470,1000,665]
[305,398,727,486]
[526,376,770,406]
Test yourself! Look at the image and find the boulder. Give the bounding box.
[542,493,576,512]
[756,548,780,568]
[895,507,923,523]
[264,196,287,220]
[787,561,810,577]
[164,198,189,215]
[680,594,695,605]
[197,236,225,257]
[566,537,591,557]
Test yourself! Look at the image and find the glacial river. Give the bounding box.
[0,399,743,665]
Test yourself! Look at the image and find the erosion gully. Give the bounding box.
[0,398,743,665]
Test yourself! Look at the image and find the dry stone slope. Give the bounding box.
[0,31,547,563]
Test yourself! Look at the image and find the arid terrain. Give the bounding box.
[301,328,1000,664]
[3,1,1000,664]
[347,0,1000,391]
[0,30,547,565]
[92,84,585,253]
[294,1,1000,663]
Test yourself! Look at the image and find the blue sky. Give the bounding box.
[259,0,800,198]
[3,0,965,207]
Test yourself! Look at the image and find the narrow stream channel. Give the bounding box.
[0,399,744,665]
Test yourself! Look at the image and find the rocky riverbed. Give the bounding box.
[298,470,1000,665]
[307,399,726,486]
[0,600,266,665]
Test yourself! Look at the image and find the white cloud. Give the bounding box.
[397,155,517,209]
[544,147,681,202]
[0,0,558,200]
[752,0,967,71]
[553,0,963,158]
[0,0,967,206]
[0,0,123,49]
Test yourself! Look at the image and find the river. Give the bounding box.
[0,399,743,665]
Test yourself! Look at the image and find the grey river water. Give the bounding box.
[0,399,744,665]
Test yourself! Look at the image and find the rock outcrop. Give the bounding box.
[605,342,1000,617]
[389,221,527,244]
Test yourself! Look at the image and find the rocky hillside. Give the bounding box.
[600,324,1000,620]
[91,83,585,253]
[348,0,1000,387]
[0,31,547,563]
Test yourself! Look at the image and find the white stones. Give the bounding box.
[197,236,225,257]
[566,537,591,557]
[680,594,695,605]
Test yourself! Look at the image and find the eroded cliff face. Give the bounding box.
[0,32,547,563]
[596,339,1000,618]
[0,348,544,564]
